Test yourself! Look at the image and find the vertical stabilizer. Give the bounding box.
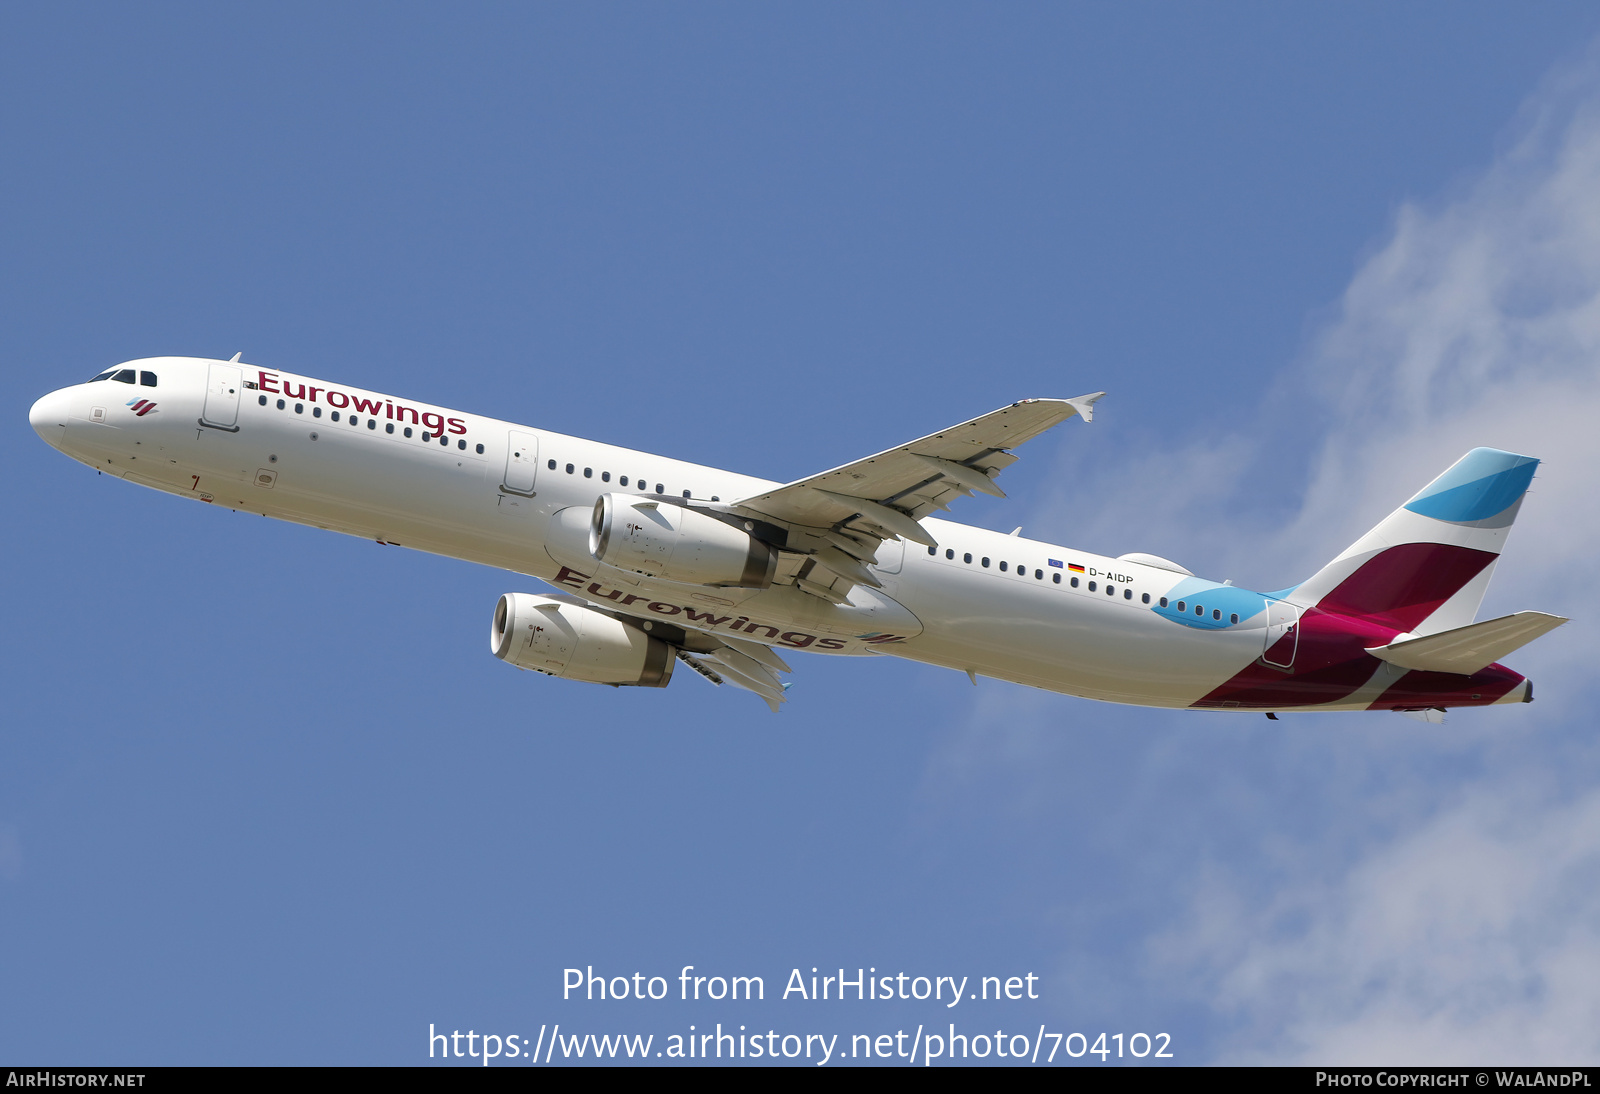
[1289,448,1538,634]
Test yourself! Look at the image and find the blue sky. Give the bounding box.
[6,3,1600,1065]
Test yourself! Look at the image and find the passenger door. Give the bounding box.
[199,363,242,432]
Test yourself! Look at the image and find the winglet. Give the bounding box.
[1065,391,1106,423]
[228,352,243,364]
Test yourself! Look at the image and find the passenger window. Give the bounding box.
[584,468,592,478]
[1230,613,1239,624]
[1160,597,1168,607]
[548,459,557,470]
[113,369,135,384]
[368,420,377,430]
[258,395,267,406]
[386,423,394,433]
[459,439,466,450]
[1088,581,1097,592]
[945,549,953,559]
[1052,573,1061,584]
[656,483,664,494]
[928,546,937,556]
[140,371,157,387]
[711,496,719,502]
[1106,585,1115,596]
[314,407,322,418]
[1124,589,1132,599]
[1213,609,1221,620]
[602,471,610,482]
[981,557,990,568]
[1142,593,1150,604]
[1195,604,1203,615]
[1071,577,1079,588]
[440,435,448,445]
[403,426,410,436]
[999,561,1008,572]
[620,476,629,486]
[1175,600,1184,611]
[1035,569,1043,579]
[683,490,691,498]
[333,412,342,422]
[295,403,303,414]
[277,398,285,409]
[477,443,485,454]
[963,553,972,564]
[566,464,574,474]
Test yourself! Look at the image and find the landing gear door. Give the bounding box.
[200,362,242,432]
[503,431,540,496]
[1262,599,1300,669]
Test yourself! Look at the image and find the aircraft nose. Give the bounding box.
[29,388,72,448]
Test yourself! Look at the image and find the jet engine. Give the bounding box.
[588,494,776,588]
[491,593,675,687]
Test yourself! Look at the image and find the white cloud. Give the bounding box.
[930,42,1600,1063]
[1179,783,1600,1064]
[1156,46,1600,1062]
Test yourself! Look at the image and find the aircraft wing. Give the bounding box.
[721,394,1103,603]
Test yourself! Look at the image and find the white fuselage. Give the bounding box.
[27,356,1365,710]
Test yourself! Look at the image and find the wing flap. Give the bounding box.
[677,637,793,712]
[1365,611,1568,675]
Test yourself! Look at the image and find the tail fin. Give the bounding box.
[1290,448,1539,634]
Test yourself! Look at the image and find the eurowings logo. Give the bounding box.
[126,398,157,417]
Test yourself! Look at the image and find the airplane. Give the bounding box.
[28,355,1566,718]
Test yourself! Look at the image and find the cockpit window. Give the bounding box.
[112,369,136,384]
[88,369,117,382]
[140,371,157,387]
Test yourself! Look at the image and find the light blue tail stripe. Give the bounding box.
[1152,578,1267,630]
[1404,448,1538,524]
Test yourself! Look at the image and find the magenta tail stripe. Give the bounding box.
[1371,666,1523,709]
[1316,542,1496,631]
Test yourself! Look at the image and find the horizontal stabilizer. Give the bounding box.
[1365,611,1568,676]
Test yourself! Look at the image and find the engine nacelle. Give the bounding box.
[491,593,675,687]
[589,494,776,589]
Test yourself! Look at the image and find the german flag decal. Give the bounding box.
[1067,563,1085,573]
